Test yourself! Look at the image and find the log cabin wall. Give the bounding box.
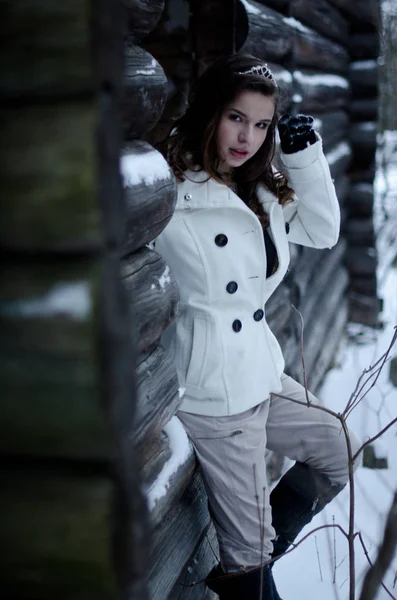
[128,0,381,598]
[0,1,150,599]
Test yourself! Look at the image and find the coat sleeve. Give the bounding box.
[280,134,340,249]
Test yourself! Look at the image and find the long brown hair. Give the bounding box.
[160,54,295,228]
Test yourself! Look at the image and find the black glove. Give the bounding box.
[277,113,317,154]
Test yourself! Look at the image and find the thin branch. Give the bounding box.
[359,492,397,600]
[353,417,397,463]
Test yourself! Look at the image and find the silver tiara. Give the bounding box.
[237,64,277,85]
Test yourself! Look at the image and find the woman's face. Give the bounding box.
[216,90,275,172]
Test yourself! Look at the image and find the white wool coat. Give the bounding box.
[155,138,340,416]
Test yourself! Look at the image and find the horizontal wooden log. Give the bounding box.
[334,174,351,207]
[350,98,378,122]
[327,0,380,26]
[350,33,380,61]
[239,2,293,64]
[250,0,290,12]
[0,260,115,460]
[191,0,235,59]
[350,121,377,151]
[0,103,100,252]
[0,467,116,600]
[290,0,349,45]
[140,430,171,488]
[326,141,353,180]
[120,140,177,253]
[346,183,374,218]
[170,523,218,600]
[349,276,378,297]
[121,247,180,354]
[345,247,377,276]
[122,44,168,139]
[313,110,350,151]
[135,345,180,446]
[349,60,379,97]
[149,469,210,600]
[291,19,350,74]
[348,291,382,327]
[268,62,294,111]
[0,1,92,100]
[344,218,376,246]
[125,0,165,42]
[293,69,350,113]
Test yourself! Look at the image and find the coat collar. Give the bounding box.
[177,169,280,212]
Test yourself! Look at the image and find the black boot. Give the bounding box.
[270,462,344,561]
[206,563,283,599]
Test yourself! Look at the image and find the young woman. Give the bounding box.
[155,54,360,599]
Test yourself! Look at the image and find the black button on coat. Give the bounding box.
[215,234,228,247]
[226,281,238,294]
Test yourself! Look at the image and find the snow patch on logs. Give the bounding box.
[240,0,261,15]
[283,16,311,34]
[0,282,91,320]
[294,70,349,89]
[121,151,171,187]
[350,59,378,70]
[326,141,351,165]
[146,416,192,511]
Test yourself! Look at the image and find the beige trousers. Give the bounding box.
[178,373,361,572]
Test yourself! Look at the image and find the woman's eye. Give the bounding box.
[229,113,242,122]
[257,122,268,130]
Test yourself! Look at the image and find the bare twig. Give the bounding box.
[353,417,397,463]
[359,492,397,600]
[315,535,323,581]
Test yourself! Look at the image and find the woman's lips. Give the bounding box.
[230,148,248,159]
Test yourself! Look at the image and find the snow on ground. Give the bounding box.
[275,133,397,600]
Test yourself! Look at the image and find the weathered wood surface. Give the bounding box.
[346,183,374,218]
[170,524,218,600]
[290,0,349,45]
[306,297,348,392]
[251,0,290,12]
[291,19,350,74]
[149,469,211,600]
[0,104,99,252]
[349,60,378,97]
[239,2,293,64]
[349,276,378,297]
[0,0,92,100]
[140,430,171,488]
[313,110,350,151]
[285,266,348,383]
[344,219,376,246]
[121,140,177,254]
[350,33,379,61]
[345,247,378,277]
[123,43,168,139]
[191,0,235,62]
[334,174,351,207]
[350,98,378,121]
[121,247,180,354]
[351,121,377,151]
[268,62,294,111]
[326,140,352,180]
[327,0,380,26]
[0,468,116,600]
[266,282,293,339]
[293,69,350,113]
[348,291,382,327]
[135,345,180,445]
[124,0,165,42]
[0,261,114,460]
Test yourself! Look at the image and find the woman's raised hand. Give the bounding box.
[277,113,317,154]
